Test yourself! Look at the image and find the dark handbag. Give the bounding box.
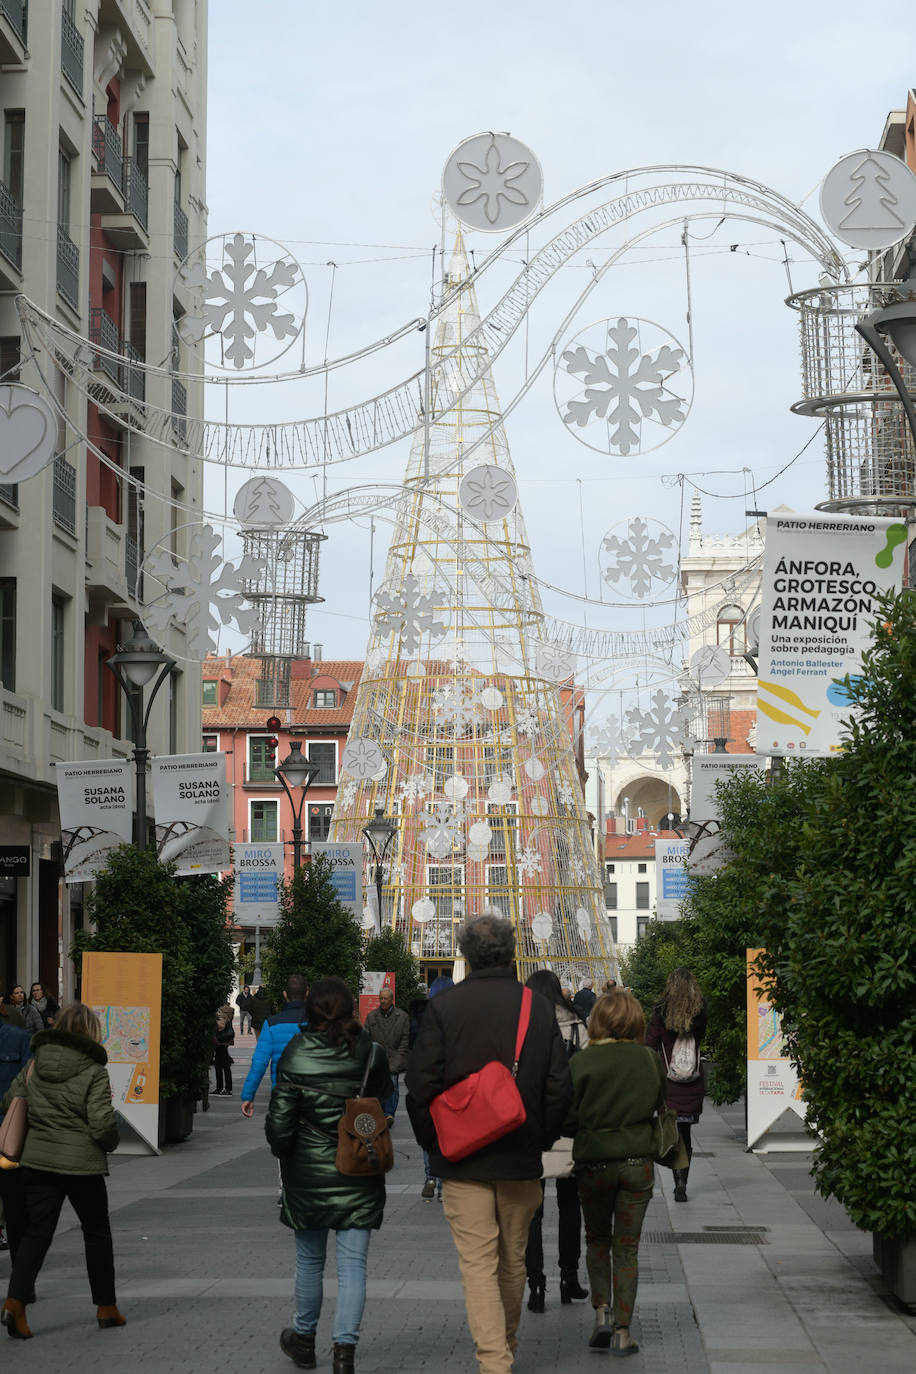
[0,1061,33,1170]
[652,1108,689,1170]
[334,1046,393,1177]
[430,988,532,1163]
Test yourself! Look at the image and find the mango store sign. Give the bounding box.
[655,837,689,920]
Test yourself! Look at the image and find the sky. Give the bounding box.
[200,0,916,710]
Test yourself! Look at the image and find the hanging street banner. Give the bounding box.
[234,843,284,927]
[82,951,162,1156]
[655,836,689,919]
[746,949,809,1151]
[311,841,364,920]
[151,752,231,875]
[690,755,766,823]
[56,759,134,883]
[756,512,906,756]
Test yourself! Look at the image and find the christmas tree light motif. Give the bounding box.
[329,235,616,983]
[839,154,905,235]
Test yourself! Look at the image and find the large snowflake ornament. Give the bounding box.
[143,524,264,660]
[626,691,691,769]
[178,233,302,369]
[555,317,691,456]
[589,715,621,763]
[421,804,463,858]
[432,681,482,733]
[374,575,448,656]
[336,778,358,810]
[517,845,543,879]
[555,772,576,808]
[398,772,434,805]
[600,518,678,600]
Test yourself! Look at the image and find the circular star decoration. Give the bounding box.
[466,842,490,862]
[534,643,576,684]
[480,686,505,711]
[487,774,514,804]
[531,912,554,941]
[233,475,296,529]
[458,464,519,522]
[468,820,492,846]
[0,385,58,484]
[530,796,548,817]
[524,757,546,782]
[555,317,692,457]
[340,737,387,781]
[411,897,436,924]
[444,774,469,801]
[442,132,543,233]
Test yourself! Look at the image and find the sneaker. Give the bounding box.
[421,1178,436,1200]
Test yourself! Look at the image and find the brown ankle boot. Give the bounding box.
[96,1305,127,1328]
[332,1342,355,1373]
[1,1298,33,1339]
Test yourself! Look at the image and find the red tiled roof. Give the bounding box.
[202,655,364,728]
[603,829,683,859]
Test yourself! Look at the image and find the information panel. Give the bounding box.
[82,951,162,1156]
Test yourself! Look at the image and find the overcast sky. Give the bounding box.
[202,1,915,700]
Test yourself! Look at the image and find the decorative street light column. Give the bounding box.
[855,278,916,453]
[106,620,176,849]
[362,805,398,933]
[274,741,320,868]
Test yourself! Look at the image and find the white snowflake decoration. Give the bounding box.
[458,464,519,521]
[514,707,540,738]
[517,845,542,879]
[626,690,691,770]
[143,524,264,660]
[568,854,589,885]
[556,317,691,456]
[398,772,434,805]
[374,575,448,656]
[178,233,301,369]
[432,681,482,732]
[421,804,463,858]
[575,907,591,941]
[555,772,576,808]
[589,715,621,764]
[442,132,542,233]
[340,737,387,781]
[534,643,576,684]
[336,778,358,810]
[600,518,678,600]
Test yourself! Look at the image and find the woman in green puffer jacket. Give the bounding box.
[1,1002,124,1340]
[266,976,392,1374]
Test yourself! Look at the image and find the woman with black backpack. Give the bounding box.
[523,969,588,1313]
[645,967,707,1202]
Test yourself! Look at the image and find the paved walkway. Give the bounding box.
[1,1038,914,1372]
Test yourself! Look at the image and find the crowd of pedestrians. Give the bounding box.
[0,937,707,1372]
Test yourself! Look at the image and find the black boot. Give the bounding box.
[332,1343,355,1373]
[673,1168,689,1202]
[560,1270,588,1302]
[527,1276,546,1312]
[280,1328,316,1369]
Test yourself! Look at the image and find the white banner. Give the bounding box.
[310,841,364,920]
[234,843,284,926]
[757,512,906,756]
[655,836,689,920]
[56,759,134,883]
[151,753,231,875]
[747,950,809,1150]
[689,755,766,823]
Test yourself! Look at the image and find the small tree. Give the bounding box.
[173,874,236,1101]
[362,926,423,1010]
[262,855,364,1007]
[619,918,686,1017]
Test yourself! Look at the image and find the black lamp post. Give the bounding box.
[856,279,916,452]
[274,742,320,868]
[106,620,175,849]
[362,804,397,932]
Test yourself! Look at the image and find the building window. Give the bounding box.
[249,735,277,782]
[250,799,278,842]
[51,595,66,712]
[202,734,218,752]
[308,741,336,784]
[0,579,15,689]
[636,916,650,941]
[133,112,149,176]
[3,112,24,205]
[308,803,333,843]
[716,604,747,656]
[635,882,650,910]
[637,862,647,873]
[425,864,462,955]
[58,147,72,230]
[608,916,618,944]
[486,801,517,859]
[605,881,617,910]
[425,744,454,789]
[486,863,510,916]
[201,680,217,706]
[313,689,336,709]
[605,862,615,876]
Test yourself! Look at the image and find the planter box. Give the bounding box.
[873,1232,916,1308]
[158,1093,196,1146]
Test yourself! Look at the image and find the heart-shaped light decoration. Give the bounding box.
[0,384,57,483]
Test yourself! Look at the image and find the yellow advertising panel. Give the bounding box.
[82,952,162,1155]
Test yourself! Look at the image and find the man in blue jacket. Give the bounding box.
[240,973,308,1118]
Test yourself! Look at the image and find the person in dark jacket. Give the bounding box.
[645,966,707,1203]
[266,976,392,1374]
[250,984,273,1035]
[571,979,597,1017]
[235,984,254,1035]
[27,984,58,1030]
[1,988,26,1031]
[565,988,666,1356]
[1,1002,124,1339]
[0,1016,32,1258]
[8,987,42,1035]
[406,915,572,1374]
[363,987,409,1122]
[212,1005,235,1095]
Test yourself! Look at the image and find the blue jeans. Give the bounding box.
[294,1227,371,1345]
[382,1072,399,1119]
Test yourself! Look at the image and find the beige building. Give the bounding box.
[0,1,207,997]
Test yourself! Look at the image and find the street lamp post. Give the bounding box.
[856,278,916,454]
[362,805,397,932]
[274,742,320,868]
[106,620,176,849]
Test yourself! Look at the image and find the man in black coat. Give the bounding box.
[406,915,572,1374]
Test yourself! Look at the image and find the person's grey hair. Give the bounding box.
[457,914,515,971]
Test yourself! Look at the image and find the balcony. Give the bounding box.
[172,376,187,446]
[60,6,83,95]
[100,156,148,249]
[89,306,120,386]
[52,456,76,535]
[56,225,79,312]
[91,113,123,214]
[85,505,135,622]
[0,177,22,282]
[125,531,143,601]
[0,481,18,528]
[174,201,188,260]
[0,0,27,65]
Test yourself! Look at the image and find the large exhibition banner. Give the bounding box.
[756,512,906,756]
[56,758,134,883]
[689,755,766,823]
[82,951,162,1155]
[746,948,807,1151]
[151,752,231,875]
[234,843,284,926]
[655,837,690,919]
[310,841,363,920]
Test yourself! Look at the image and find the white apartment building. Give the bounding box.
[0,1,207,997]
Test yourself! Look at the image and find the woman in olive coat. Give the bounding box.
[1,1002,124,1339]
[266,976,392,1374]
